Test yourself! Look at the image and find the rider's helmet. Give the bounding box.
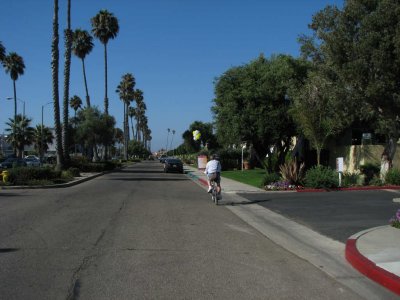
[211,154,220,160]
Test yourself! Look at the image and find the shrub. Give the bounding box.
[385,168,400,185]
[67,167,80,177]
[369,176,383,186]
[342,171,361,187]
[8,167,61,185]
[360,163,380,185]
[262,172,281,186]
[304,165,338,189]
[279,159,305,185]
[389,209,400,229]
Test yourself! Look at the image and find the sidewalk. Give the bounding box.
[184,165,400,296]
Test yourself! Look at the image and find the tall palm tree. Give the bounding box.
[33,125,54,160]
[0,41,5,88]
[91,10,119,115]
[3,51,25,155]
[128,106,136,141]
[0,41,5,62]
[5,114,35,158]
[69,95,82,118]
[133,89,145,141]
[116,73,135,160]
[72,29,94,107]
[62,0,73,162]
[52,0,64,170]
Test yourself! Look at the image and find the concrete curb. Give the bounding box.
[345,227,400,296]
[297,185,400,193]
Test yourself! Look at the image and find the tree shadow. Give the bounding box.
[109,177,190,182]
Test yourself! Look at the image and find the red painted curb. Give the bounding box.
[345,238,400,295]
[297,185,400,193]
[198,178,208,187]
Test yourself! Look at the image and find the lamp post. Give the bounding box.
[41,102,52,162]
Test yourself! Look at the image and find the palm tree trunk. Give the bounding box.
[12,80,17,156]
[130,116,135,141]
[52,0,64,170]
[104,43,108,115]
[62,0,72,163]
[103,43,109,160]
[81,58,90,107]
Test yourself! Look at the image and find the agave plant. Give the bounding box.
[279,158,305,185]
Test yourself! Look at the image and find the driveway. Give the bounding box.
[238,189,400,243]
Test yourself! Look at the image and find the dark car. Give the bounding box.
[164,158,184,173]
[159,155,168,163]
[0,157,27,169]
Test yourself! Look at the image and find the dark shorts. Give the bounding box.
[207,172,221,184]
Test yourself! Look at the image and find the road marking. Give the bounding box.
[393,198,400,203]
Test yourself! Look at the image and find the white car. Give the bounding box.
[24,157,41,167]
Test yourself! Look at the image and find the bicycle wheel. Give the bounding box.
[212,186,218,205]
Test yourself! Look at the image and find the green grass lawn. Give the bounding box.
[221,168,266,188]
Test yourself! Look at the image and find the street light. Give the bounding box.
[6,97,25,117]
[41,102,52,162]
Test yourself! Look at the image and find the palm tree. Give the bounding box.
[5,114,35,158]
[33,125,54,160]
[166,128,171,154]
[72,29,94,107]
[0,41,5,94]
[91,10,119,115]
[128,106,136,141]
[52,0,64,170]
[170,129,176,154]
[62,0,73,162]
[69,95,82,118]
[0,41,5,62]
[3,51,25,155]
[116,73,135,160]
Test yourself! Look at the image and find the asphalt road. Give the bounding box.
[0,161,364,299]
[238,189,400,243]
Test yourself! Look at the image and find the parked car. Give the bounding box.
[0,157,27,169]
[24,157,41,167]
[164,158,184,173]
[159,155,168,163]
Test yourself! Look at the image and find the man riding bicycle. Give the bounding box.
[205,154,222,195]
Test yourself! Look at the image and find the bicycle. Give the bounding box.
[210,179,220,205]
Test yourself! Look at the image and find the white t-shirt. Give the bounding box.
[205,159,221,174]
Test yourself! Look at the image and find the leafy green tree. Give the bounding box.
[289,71,349,165]
[128,140,151,158]
[72,29,94,107]
[33,125,54,160]
[51,0,64,170]
[116,73,136,160]
[213,54,308,170]
[75,107,115,160]
[301,0,400,167]
[62,0,73,162]
[5,114,34,158]
[91,10,119,115]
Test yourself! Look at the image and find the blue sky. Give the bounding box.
[0,0,343,152]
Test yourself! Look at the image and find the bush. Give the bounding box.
[67,167,80,177]
[342,171,361,187]
[262,172,281,186]
[8,167,62,185]
[385,168,400,185]
[279,159,305,185]
[304,165,339,189]
[369,176,383,186]
[216,149,243,171]
[360,163,380,185]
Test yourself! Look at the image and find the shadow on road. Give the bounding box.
[218,199,272,206]
[109,177,190,182]
[116,169,164,174]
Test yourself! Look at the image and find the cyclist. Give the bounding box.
[204,154,222,194]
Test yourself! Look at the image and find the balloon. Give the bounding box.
[192,130,201,141]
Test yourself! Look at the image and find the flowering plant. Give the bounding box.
[389,209,400,229]
[265,181,303,191]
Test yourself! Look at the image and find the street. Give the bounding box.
[0,161,378,299]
